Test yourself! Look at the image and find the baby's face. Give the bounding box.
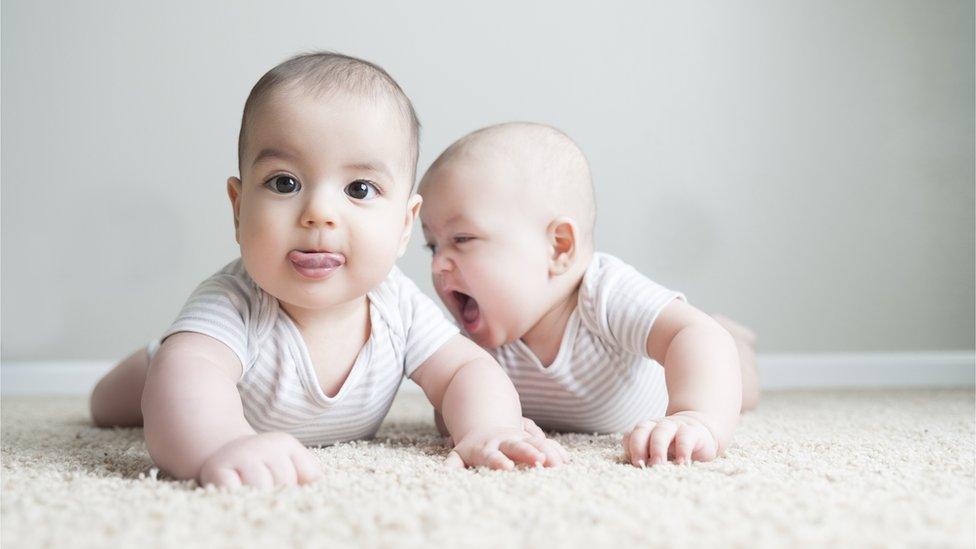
[231,89,419,312]
[420,157,555,349]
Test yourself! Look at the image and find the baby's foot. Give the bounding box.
[712,314,757,346]
[712,313,760,411]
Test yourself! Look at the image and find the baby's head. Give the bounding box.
[419,122,596,348]
[229,52,422,312]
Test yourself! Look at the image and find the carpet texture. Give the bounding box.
[1,389,973,548]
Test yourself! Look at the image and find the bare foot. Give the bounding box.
[712,314,759,411]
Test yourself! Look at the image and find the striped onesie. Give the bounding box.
[488,253,684,434]
[147,258,458,446]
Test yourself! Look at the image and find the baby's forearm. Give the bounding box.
[142,351,255,480]
[440,358,523,442]
[662,322,742,451]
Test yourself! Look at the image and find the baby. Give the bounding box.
[419,122,759,467]
[89,55,566,489]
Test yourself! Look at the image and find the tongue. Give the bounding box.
[288,251,344,269]
[461,296,479,323]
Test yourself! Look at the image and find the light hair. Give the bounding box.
[422,122,597,248]
[237,51,421,180]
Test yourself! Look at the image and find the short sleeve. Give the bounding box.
[578,253,685,358]
[391,269,461,377]
[151,264,264,376]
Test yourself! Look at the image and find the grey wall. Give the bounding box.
[2,0,973,360]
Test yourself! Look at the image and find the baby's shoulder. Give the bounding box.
[368,266,454,339]
[579,252,639,298]
[196,258,260,299]
[364,266,414,335]
[186,258,277,324]
[368,265,410,306]
[576,251,676,328]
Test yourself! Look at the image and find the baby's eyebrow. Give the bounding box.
[345,161,393,181]
[251,147,296,167]
[442,214,466,226]
[250,150,396,182]
[423,215,469,233]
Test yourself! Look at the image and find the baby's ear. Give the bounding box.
[547,216,578,276]
[226,177,243,243]
[397,194,424,258]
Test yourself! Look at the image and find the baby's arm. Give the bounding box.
[142,332,321,487]
[410,335,567,469]
[433,410,547,444]
[624,300,742,467]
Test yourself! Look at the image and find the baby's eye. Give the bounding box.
[265,175,301,195]
[424,242,437,254]
[453,236,474,245]
[345,180,380,200]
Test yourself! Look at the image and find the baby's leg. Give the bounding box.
[712,314,759,411]
[433,410,450,437]
[89,347,150,427]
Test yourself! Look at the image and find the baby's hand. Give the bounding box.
[198,432,322,489]
[445,426,568,470]
[520,416,547,439]
[435,411,547,444]
[622,412,718,467]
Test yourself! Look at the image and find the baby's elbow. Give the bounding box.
[702,320,738,358]
[89,379,133,428]
[143,432,200,482]
[741,388,760,412]
[89,388,109,427]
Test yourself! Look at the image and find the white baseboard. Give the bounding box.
[0,352,973,396]
[756,351,974,389]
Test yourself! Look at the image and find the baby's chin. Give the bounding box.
[462,323,512,351]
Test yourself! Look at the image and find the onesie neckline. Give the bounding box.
[510,307,581,375]
[278,296,380,407]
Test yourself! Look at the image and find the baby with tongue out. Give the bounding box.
[89,54,566,489]
[419,122,759,467]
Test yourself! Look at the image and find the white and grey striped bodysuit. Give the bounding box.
[489,253,684,434]
[147,258,458,446]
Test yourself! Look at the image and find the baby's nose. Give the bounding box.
[300,192,339,228]
[431,252,454,274]
[302,215,336,228]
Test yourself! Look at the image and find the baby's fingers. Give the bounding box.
[522,417,546,439]
[265,455,298,487]
[201,467,242,490]
[690,424,719,462]
[290,450,322,485]
[673,424,697,465]
[674,423,718,464]
[558,441,569,463]
[499,440,545,467]
[444,450,465,469]
[236,461,274,489]
[525,437,566,467]
[547,437,570,464]
[626,421,654,467]
[486,449,515,471]
[647,420,679,466]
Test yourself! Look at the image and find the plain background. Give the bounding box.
[2,0,973,361]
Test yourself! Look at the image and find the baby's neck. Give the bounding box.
[280,295,369,337]
[520,275,585,368]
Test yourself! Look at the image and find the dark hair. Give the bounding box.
[237,51,421,179]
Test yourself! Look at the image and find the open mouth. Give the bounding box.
[288,250,345,280]
[452,290,481,332]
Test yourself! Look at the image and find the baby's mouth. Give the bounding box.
[288,250,345,280]
[452,290,481,331]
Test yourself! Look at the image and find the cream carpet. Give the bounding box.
[2,389,973,548]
